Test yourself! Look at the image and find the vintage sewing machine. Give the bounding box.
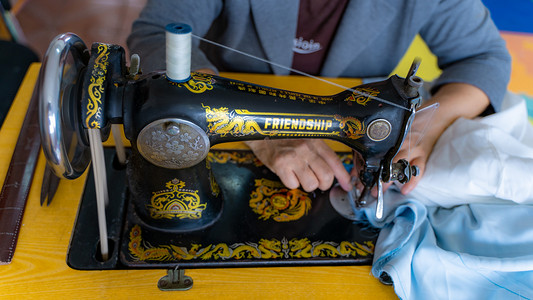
[37,24,422,287]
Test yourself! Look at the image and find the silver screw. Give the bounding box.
[166,123,180,135]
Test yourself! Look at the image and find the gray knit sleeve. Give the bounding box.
[420,0,511,111]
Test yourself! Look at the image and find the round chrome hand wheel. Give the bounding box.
[39,33,91,179]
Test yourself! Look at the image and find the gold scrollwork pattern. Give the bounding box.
[209,173,220,197]
[128,224,374,262]
[203,105,354,139]
[203,104,267,137]
[207,151,347,168]
[205,161,221,197]
[249,178,311,222]
[207,151,263,167]
[178,73,214,93]
[85,43,109,128]
[146,178,206,220]
[334,115,365,140]
[344,87,380,106]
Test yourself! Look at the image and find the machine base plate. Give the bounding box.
[67,148,378,270]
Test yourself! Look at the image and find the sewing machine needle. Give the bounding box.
[376,179,384,220]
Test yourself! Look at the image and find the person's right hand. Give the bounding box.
[246,139,352,192]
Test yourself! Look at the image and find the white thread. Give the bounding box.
[191,34,409,111]
[166,29,191,81]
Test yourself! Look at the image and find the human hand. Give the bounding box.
[347,104,440,198]
[380,82,491,195]
[390,122,439,195]
[245,139,352,192]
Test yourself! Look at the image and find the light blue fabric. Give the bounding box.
[365,192,533,299]
[363,93,533,299]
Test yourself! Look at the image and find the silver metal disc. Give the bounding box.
[367,119,392,142]
[329,184,366,221]
[137,118,210,169]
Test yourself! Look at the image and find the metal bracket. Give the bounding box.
[158,267,193,291]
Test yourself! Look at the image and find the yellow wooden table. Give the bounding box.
[0,63,397,299]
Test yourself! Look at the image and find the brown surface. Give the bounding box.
[14,0,146,59]
[0,69,40,264]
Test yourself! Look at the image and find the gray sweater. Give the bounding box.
[127,0,511,110]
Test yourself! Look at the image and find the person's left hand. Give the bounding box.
[390,121,440,195]
[380,82,492,195]
[350,120,439,197]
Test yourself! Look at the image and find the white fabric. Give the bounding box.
[365,92,533,299]
[411,92,533,206]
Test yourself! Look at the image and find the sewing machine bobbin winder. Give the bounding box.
[37,23,422,288]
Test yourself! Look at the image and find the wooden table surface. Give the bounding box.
[0,63,397,299]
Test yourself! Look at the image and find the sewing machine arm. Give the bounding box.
[39,34,422,224]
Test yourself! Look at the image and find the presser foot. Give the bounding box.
[330,159,420,222]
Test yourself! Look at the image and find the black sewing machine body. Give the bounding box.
[124,71,413,162]
[39,34,421,270]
